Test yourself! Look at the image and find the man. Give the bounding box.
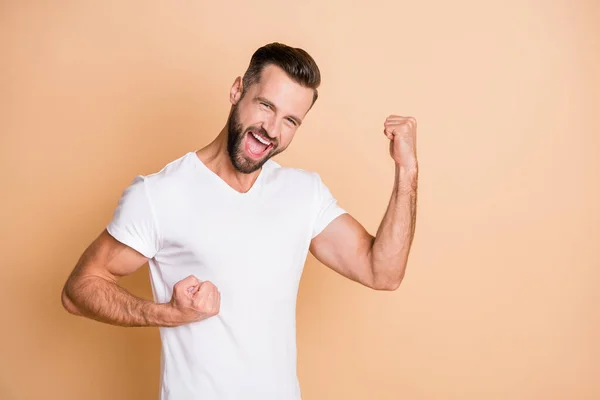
[61,42,418,399]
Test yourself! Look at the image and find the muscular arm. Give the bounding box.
[369,165,418,288]
[310,114,418,291]
[309,165,418,290]
[61,229,178,327]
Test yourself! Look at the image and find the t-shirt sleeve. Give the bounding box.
[311,173,348,239]
[106,175,161,259]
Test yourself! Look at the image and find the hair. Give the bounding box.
[241,42,321,105]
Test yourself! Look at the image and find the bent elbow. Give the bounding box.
[372,272,405,291]
[61,285,81,316]
[375,280,402,291]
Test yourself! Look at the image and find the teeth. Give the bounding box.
[251,132,270,146]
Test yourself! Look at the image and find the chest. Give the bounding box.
[157,188,315,299]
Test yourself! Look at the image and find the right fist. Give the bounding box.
[169,275,220,325]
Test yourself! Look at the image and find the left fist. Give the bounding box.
[384,115,418,170]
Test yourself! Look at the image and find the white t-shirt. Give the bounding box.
[106,151,347,400]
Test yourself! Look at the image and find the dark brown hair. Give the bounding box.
[242,42,321,105]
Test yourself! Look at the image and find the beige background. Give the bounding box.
[1,1,599,399]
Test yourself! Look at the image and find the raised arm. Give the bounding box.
[309,115,418,290]
[61,229,220,327]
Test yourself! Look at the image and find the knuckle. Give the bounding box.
[174,284,186,294]
[205,280,216,289]
[207,304,218,316]
[178,275,198,287]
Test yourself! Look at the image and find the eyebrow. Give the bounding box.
[256,96,303,126]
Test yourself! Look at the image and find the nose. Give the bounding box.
[261,115,282,140]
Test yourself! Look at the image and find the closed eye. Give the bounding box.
[260,102,271,109]
[286,117,297,126]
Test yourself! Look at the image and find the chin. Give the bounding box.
[232,154,268,174]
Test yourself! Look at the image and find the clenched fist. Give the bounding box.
[168,275,220,325]
[384,115,418,171]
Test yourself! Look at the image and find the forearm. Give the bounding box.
[369,164,418,289]
[63,275,178,328]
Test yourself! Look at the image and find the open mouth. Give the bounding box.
[245,131,274,159]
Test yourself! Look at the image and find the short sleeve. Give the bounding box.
[106,175,161,258]
[311,173,348,239]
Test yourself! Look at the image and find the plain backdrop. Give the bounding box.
[1,1,599,399]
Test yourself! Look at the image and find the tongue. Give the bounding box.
[248,134,268,154]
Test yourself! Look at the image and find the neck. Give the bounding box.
[195,125,263,193]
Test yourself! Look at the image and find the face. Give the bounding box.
[227,64,315,174]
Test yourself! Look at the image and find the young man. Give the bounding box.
[61,42,418,400]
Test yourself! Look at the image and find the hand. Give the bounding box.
[169,275,220,325]
[384,115,418,171]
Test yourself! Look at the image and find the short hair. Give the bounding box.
[242,42,321,105]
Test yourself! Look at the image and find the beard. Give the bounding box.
[226,104,281,174]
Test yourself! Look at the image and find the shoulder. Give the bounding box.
[137,151,198,190]
[261,161,334,210]
[144,151,196,180]
[263,159,321,187]
[114,152,200,210]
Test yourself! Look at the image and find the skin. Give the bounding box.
[61,64,418,327]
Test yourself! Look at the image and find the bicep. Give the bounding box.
[71,229,149,283]
[309,213,376,288]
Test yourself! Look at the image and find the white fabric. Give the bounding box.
[106,151,347,400]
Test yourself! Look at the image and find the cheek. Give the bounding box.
[237,103,261,126]
[278,129,296,148]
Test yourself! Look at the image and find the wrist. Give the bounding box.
[153,302,184,327]
[395,162,418,176]
[395,164,418,192]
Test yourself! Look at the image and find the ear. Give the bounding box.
[230,76,243,105]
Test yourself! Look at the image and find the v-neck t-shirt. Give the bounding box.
[106,151,347,400]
